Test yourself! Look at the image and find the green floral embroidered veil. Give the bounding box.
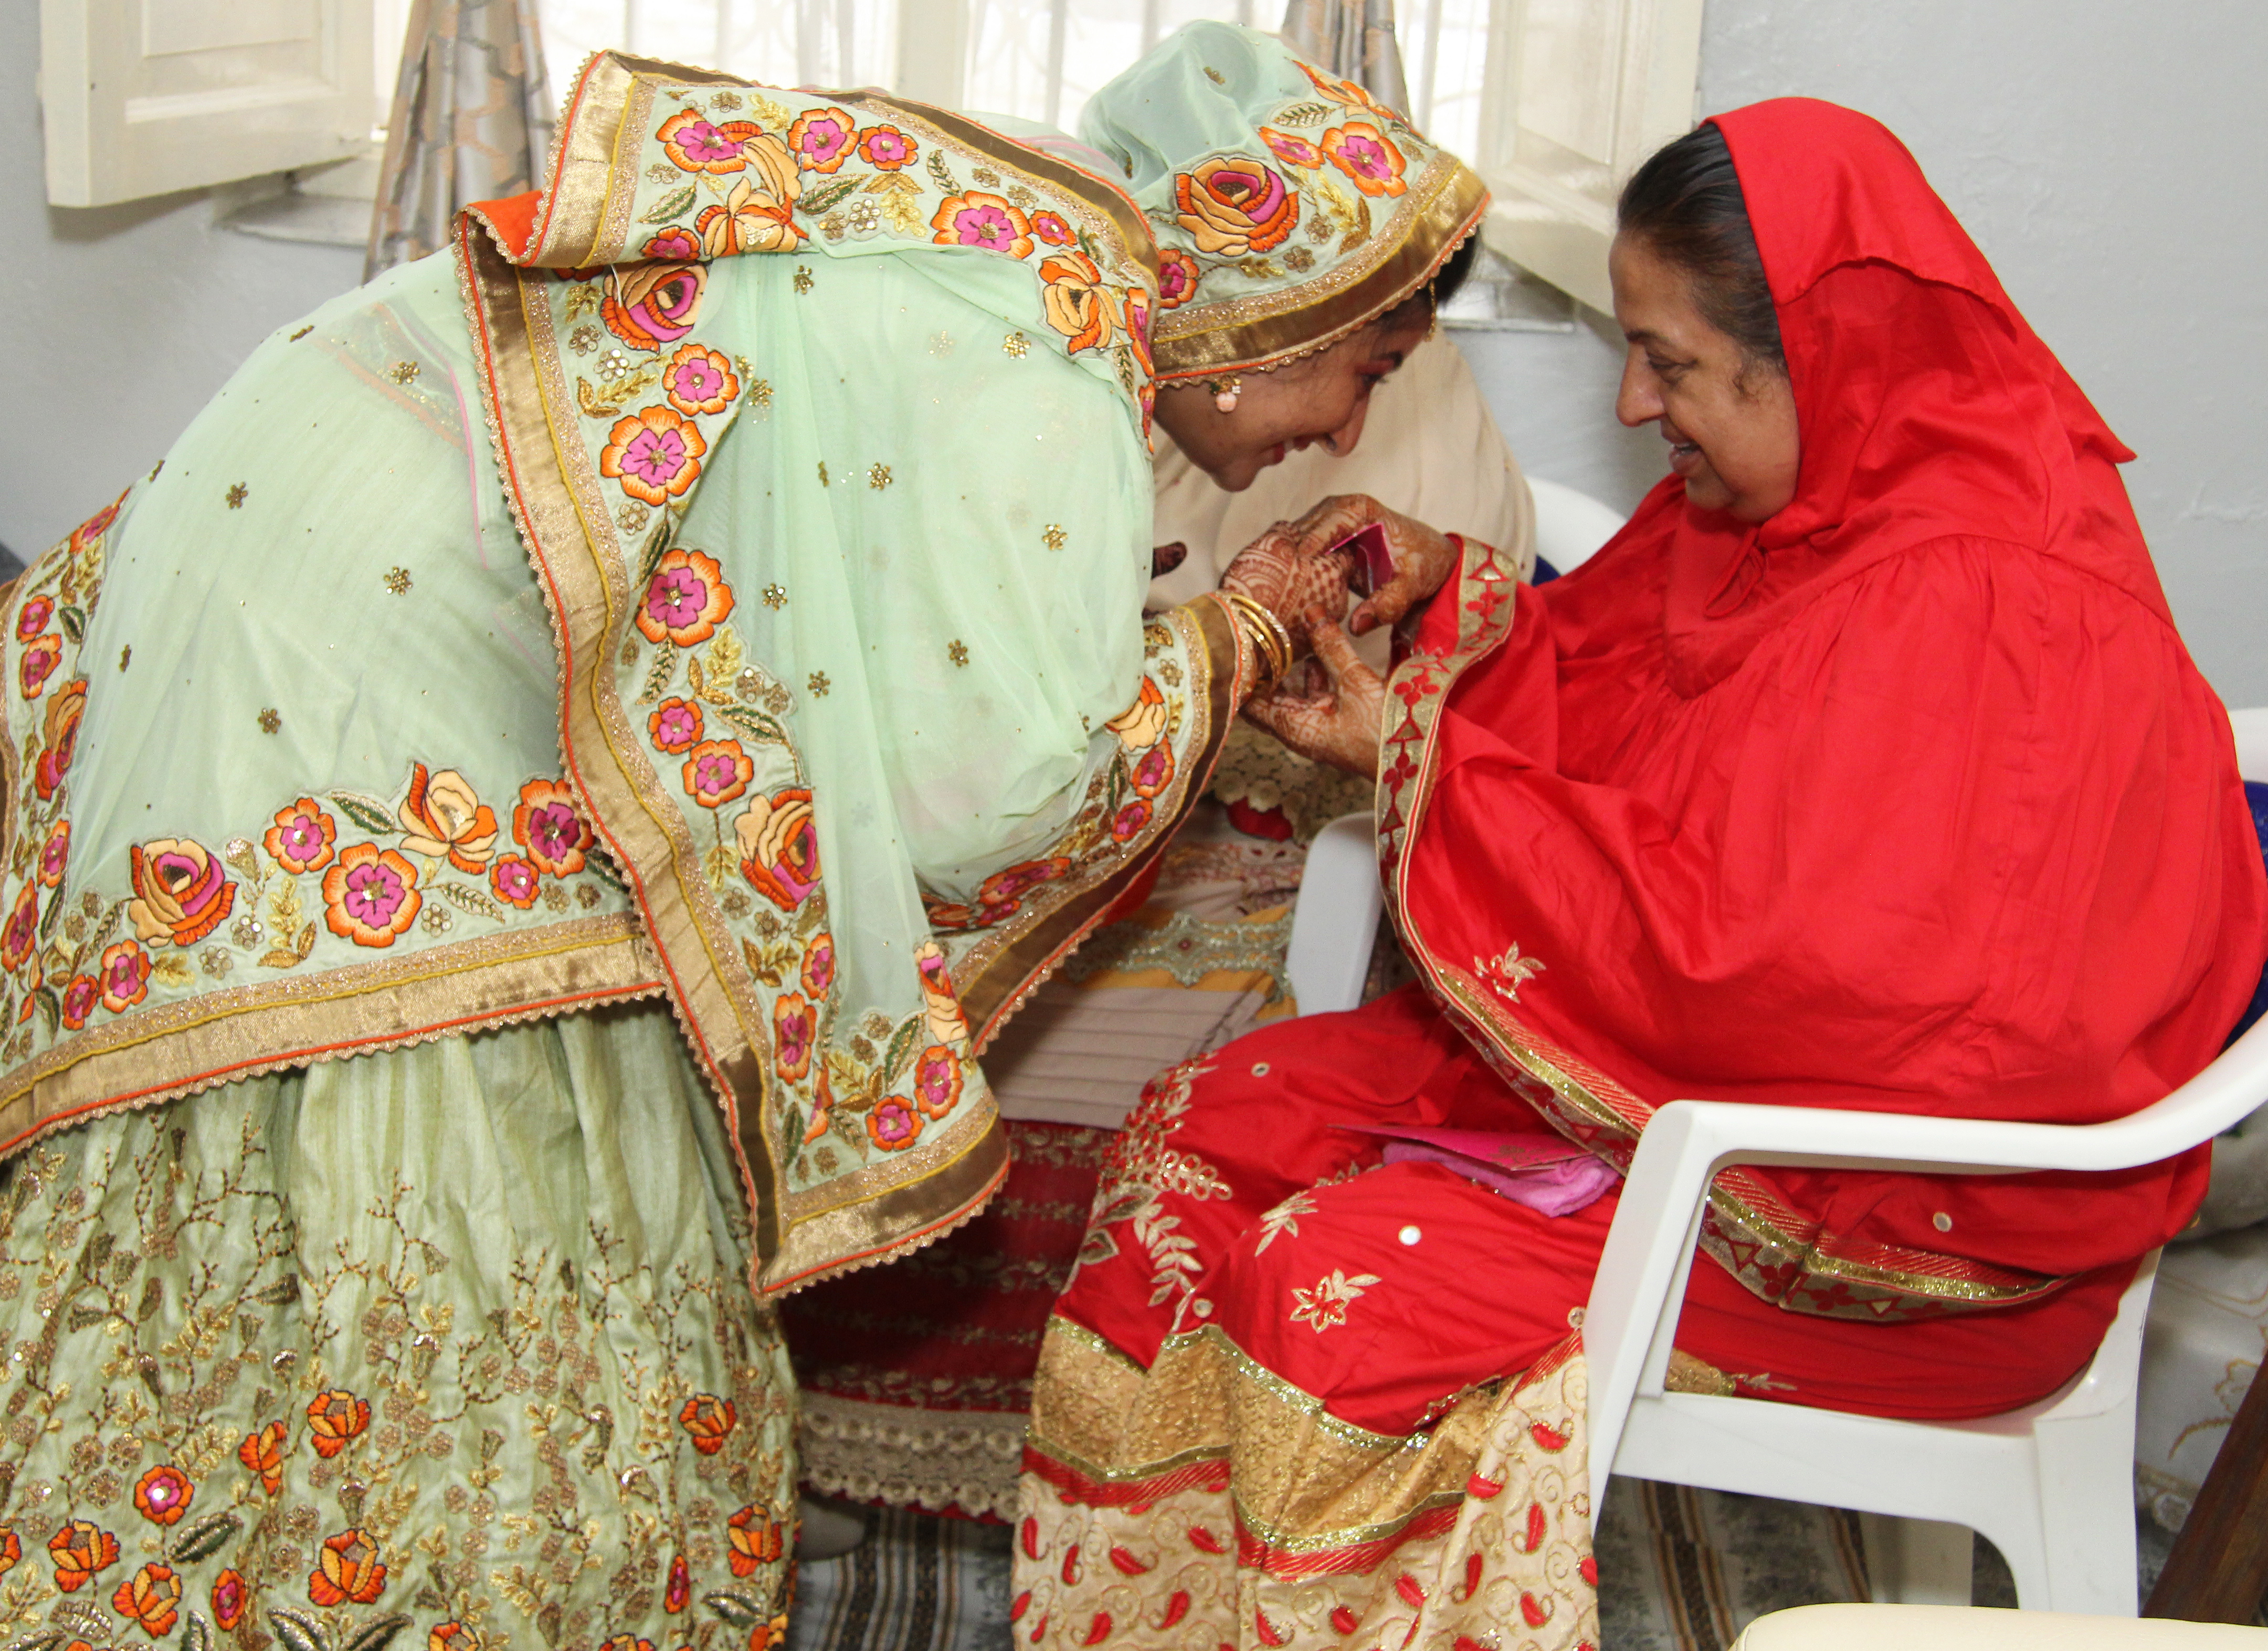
[1079,20,1490,383]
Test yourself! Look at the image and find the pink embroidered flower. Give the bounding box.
[60,973,98,1031]
[34,679,86,800]
[263,797,337,875]
[800,930,835,999]
[489,854,539,909]
[98,940,150,1013]
[37,819,69,888]
[773,992,813,1083]
[658,110,762,174]
[1,886,37,974]
[682,738,753,809]
[600,406,708,507]
[1124,283,1153,383]
[642,225,703,262]
[1110,798,1153,842]
[867,1096,922,1151]
[514,780,594,877]
[19,636,61,699]
[635,548,736,647]
[785,108,859,173]
[210,1569,247,1632]
[1174,155,1297,255]
[131,1466,193,1528]
[736,788,819,911]
[664,1553,691,1614]
[128,838,237,947]
[930,192,1034,259]
[1155,247,1200,310]
[321,844,421,948]
[1028,210,1075,247]
[647,696,704,753]
[1259,126,1324,170]
[15,596,52,641]
[1320,121,1407,197]
[662,344,740,417]
[69,498,121,553]
[912,1044,962,1119]
[857,124,917,170]
[1130,742,1175,799]
[600,263,706,351]
[977,856,1070,910]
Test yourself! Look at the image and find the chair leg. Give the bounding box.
[1858,1514,1972,1605]
[2033,1403,2142,1614]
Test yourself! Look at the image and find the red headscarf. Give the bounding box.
[1662,98,2168,694]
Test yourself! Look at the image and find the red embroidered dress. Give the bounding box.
[1014,98,2266,1650]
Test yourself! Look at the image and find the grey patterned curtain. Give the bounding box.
[1278,0,1410,118]
[365,0,555,279]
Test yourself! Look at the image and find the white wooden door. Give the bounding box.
[42,0,377,206]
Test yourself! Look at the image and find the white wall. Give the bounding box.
[1455,0,2268,703]
[0,2,364,567]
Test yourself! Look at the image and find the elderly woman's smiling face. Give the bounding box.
[1610,233,1801,522]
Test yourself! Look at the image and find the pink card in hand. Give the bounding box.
[1333,523,1395,596]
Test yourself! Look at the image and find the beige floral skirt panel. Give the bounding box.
[0,1002,796,1651]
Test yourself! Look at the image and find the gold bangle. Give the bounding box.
[1221,591,1292,687]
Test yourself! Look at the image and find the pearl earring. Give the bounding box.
[1211,376,1242,413]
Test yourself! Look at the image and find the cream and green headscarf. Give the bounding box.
[1081,21,1489,383]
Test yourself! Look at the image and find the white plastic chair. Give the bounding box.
[1527,476,1628,575]
[1281,693,2268,1615]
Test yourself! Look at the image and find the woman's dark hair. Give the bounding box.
[1617,123,1786,379]
[1377,230,1480,332]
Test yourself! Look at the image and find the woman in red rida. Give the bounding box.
[1010,99,2267,1649]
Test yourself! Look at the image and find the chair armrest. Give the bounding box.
[1283,812,1383,1017]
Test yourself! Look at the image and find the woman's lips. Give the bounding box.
[1665,436,1704,477]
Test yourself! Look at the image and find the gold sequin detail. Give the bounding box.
[749,379,773,408]
[947,640,969,668]
[257,708,281,734]
[1042,524,1067,552]
[763,584,788,610]
[616,501,650,533]
[710,91,742,110]
[1204,66,1226,83]
[384,567,413,595]
[117,645,130,672]
[868,464,891,490]
[387,360,420,385]
[225,483,248,509]
[288,325,313,341]
[808,672,830,697]
[794,265,815,294]
[930,332,955,356]
[1003,332,1029,358]
[817,460,829,486]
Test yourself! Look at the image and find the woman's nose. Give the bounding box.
[1320,394,1373,458]
[1615,356,1661,429]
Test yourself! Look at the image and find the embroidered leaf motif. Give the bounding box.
[432,881,509,924]
[223,838,260,879]
[801,176,862,215]
[259,945,304,970]
[640,183,698,224]
[7,1631,69,1651]
[1274,100,1333,126]
[38,888,66,940]
[564,283,599,321]
[636,523,672,586]
[740,937,790,987]
[925,149,962,197]
[267,1610,331,1651]
[686,655,708,700]
[341,1613,414,1651]
[576,366,659,421]
[1290,1268,1381,1333]
[713,703,788,746]
[152,952,194,988]
[745,91,793,128]
[702,1592,768,1628]
[62,1302,107,1332]
[168,1511,244,1565]
[703,840,736,892]
[328,791,396,838]
[180,1612,213,1651]
[637,646,677,706]
[58,606,86,644]
[1253,1190,1315,1254]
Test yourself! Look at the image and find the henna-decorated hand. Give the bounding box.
[1267,494,1461,636]
[1219,523,1357,655]
[1241,610,1385,778]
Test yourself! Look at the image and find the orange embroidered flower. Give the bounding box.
[305,1389,372,1458]
[38,818,69,888]
[750,1614,788,1651]
[1155,246,1200,311]
[1320,121,1407,197]
[772,992,813,1083]
[911,1044,962,1119]
[59,973,99,1031]
[211,1568,248,1631]
[0,885,37,974]
[514,779,594,877]
[131,1465,193,1526]
[19,635,61,700]
[601,406,708,509]
[429,1625,479,1651]
[695,173,806,257]
[678,1393,736,1456]
[867,1096,922,1152]
[682,738,753,810]
[648,696,703,754]
[658,109,763,174]
[35,678,87,799]
[664,1553,691,1614]
[1124,283,1153,382]
[636,548,736,648]
[320,844,421,949]
[803,1062,835,1145]
[128,838,237,947]
[69,495,123,554]
[800,930,835,998]
[397,765,499,873]
[1174,155,1297,255]
[489,855,540,909]
[263,797,336,874]
[931,192,1034,259]
[597,1638,651,1651]
[642,226,703,262]
[111,1562,182,1636]
[48,1520,119,1592]
[0,1529,19,1578]
[662,345,740,418]
[725,1504,785,1576]
[1299,59,1399,120]
[735,788,819,911]
[1029,209,1075,247]
[307,1528,386,1606]
[1037,252,1117,355]
[1258,126,1324,170]
[238,1421,288,1494]
[600,263,707,352]
[857,124,917,171]
[97,941,150,1014]
[785,107,859,173]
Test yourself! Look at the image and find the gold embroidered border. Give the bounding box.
[954,597,1245,1052]
[0,915,662,1158]
[797,1390,1027,1519]
[1152,154,1489,380]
